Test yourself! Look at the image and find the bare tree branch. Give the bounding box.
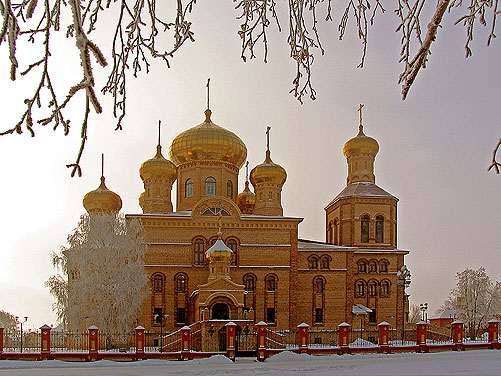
[488,138,501,174]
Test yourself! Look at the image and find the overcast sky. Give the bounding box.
[0,2,499,329]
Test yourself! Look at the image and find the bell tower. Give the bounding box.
[325,105,398,249]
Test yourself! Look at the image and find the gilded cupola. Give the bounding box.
[169,109,247,169]
[249,150,287,187]
[250,127,286,216]
[140,146,177,182]
[237,162,256,214]
[343,126,379,159]
[343,104,379,185]
[139,122,177,214]
[83,155,122,214]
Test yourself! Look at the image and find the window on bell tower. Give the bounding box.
[205,177,216,196]
[334,219,339,245]
[226,180,233,199]
[185,178,193,198]
[376,215,384,243]
[361,215,370,243]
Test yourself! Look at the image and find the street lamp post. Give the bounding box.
[16,316,28,353]
[397,265,411,345]
[420,303,429,322]
[155,314,168,353]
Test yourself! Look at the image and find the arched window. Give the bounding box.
[321,256,330,269]
[314,277,324,293]
[369,260,378,273]
[328,223,333,244]
[379,260,389,273]
[361,215,370,243]
[227,180,233,199]
[308,256,319,269]
[381,281,390,296]
[369,281,377,296]
[376,215,384,243]
[266,275,277,292]
[356,281,365,297]
[244,274,255,292]
[194,238,205,266]
[333,219,339,245]
[205,177,216,196]
[185,178,193,198]
[176,274,186,292]
[358,260,367,273]
[227,239,238,266]
[153,274,163,293]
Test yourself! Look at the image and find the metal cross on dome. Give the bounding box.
[358,103,364,131]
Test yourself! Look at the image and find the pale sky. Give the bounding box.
[0,2,499,330]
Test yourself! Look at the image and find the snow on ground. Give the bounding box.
[0,350,500,375]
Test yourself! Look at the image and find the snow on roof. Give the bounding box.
[325,182,398,209]
[298,239,355,250]
[352,304,372,314]
[431,309,457,319]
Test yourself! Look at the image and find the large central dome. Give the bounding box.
[169,110,247,168]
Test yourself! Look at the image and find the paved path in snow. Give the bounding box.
[0,350,500,375]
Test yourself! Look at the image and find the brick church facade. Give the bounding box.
[82,106,409,333]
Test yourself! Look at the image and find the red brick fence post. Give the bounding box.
[40,325,51,360]
[297,323,309,353]
[135,326,145,360]
[338,322,351,353]
[452,321,464,350]
[256,321,267,361]
[416,321,428,353]
[488,320,499,349]
[378,321,390,353]
[0,326,3,355]
[225,322,237,361]
[180,326,191,360]
[88,325,99,361]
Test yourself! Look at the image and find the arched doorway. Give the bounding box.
[212,302,229,320]
[218,326,227,351]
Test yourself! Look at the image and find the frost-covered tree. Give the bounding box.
[408,304,421,323]
[441,267,501,339]
[0,1,499,175]
[46,213,147,335]
[0,310,17,333]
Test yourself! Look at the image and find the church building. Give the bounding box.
[82,105,409,333]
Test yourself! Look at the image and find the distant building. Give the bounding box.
[82,106,409,332]
[429,310,457,327]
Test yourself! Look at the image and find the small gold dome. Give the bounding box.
[83,176,122,214]
[138,191,145,209]
[169,110,247,168]
[139,145,177,181]
[237,181,256,214]
[250,151,287,186]
[205,236,233,262]
[343,126,379,158]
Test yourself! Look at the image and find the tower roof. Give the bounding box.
[83,176,122,214]
[169,109,247,168]
[343,125,379,158]
[249,127,287,187]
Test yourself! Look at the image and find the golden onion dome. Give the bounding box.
[343,126,379,158]
[83,176,122,214]
[205,234,233,263]
[237,181,256,213]
[139,145,177,181]
[250,150,287,187]
[138,191,145,209]
[169,110,247,168]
